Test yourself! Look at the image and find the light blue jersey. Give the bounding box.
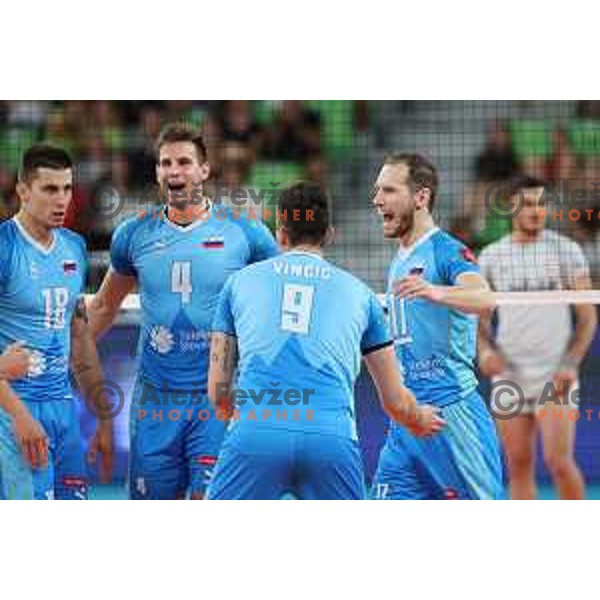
[0,217,88,500]
[386,227,480,409]
[373,227,504,500]
[111,206,278,499]
[212,251,391,440]
[0,218,87,403]
[111,207,278,391]
[208,250,392,499]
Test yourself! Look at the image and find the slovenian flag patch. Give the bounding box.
[63,260,78,274]
[201,237,225,249]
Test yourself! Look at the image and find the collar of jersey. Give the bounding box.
[13,216,57,255]
[396,226,440,261]
[286,250,325,260]
[162,199,212,233]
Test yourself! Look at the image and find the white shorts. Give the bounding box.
[490,371,580,417]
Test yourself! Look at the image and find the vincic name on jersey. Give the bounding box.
[273,260,332,280]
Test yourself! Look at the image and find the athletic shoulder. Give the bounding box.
[110,214,150,276]
[431,229,480,282]
[230,253,279,284]
[432,229,471,252]
[0,218,17,246]
[225,210,278,262]
[112,213,151,243]
[59,227,87,255]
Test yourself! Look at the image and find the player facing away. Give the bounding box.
[88,124,278,499]
[371,153,504,500]
[478,176,597,499]
[206,183,444,500]
[0,144,113,500]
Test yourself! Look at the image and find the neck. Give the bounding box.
[16,210,54,249]
[288,244,323,256]
[399,212,436,248]
[166,195,208,226]
[512,229,542,244]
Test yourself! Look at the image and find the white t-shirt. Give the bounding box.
[479,230,589,397]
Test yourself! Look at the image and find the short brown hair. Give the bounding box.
[384,153,439,211]
[155,123,208,163]
[19,143,73,182]
[278,182,331,247]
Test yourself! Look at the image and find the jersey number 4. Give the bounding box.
[171,261,192,305]
[280,284,314,335]
[42,287,69,329]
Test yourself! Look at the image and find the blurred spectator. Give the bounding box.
[577,101,600,119]
[0,165,17,221]
[458,121,520,249]
[93,100,125,151]
[305,154,328,191]
[128,103,163,191]
[264,100,321,161]
[547,129,577,185]
[6,101,49,129]
[218,100,263,148]
[474,120,519,182]
[78,133,109,188]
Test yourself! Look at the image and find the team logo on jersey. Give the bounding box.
[27,350,46,378]
[409,265,425,276]
[63,260,78,275]
[200,236,225,249]
[149,325,174,354]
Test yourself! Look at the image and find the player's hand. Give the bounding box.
[88,421,114,484]
[393,276,442,302]
[479,351,506,378]
[12,406,49,469]
[407,405,446,437]
[0,342,31,380]
[553,367,577,398]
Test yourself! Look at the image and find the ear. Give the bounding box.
[277,226,289,250]
[200,162,211,182]
[414,187,432,212]
[15,181,29,203]
[155,164,161,186]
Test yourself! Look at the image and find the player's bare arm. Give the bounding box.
[87,267,137,340]
[554,274,598,394]
[364,346,445,436]
[70,297,114,483]
[394,271,493,315]
[0,342,32,380]
[208,332,239,414]
[0,380,48,469]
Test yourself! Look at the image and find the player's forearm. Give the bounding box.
[382,386,420,428]
[71,298,113,423]
[87,295,120,340]
[208,333,238,411]
[429,285,495,315]
[564,305,598,366]
[0,380,30,419]
[71,333,112,420]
